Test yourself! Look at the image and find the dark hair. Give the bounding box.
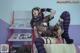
[32,7,44,19]
[51,24,60,35]
[32,7,40,13]
[53,24,60,32]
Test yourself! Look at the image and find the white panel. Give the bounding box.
[12,11,32,28]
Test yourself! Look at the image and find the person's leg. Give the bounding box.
[62,32,73,44]
[62,23,70,39]
[35,38,46,53]
[60,11,73,44]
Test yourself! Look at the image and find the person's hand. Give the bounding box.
[34,26,37,30]
[59,18,64,22]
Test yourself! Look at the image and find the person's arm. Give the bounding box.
[46,8,56,21]
[30,19,34,28]
[30,18,38,28]
[33,26,39,38]
[41,8,56,21]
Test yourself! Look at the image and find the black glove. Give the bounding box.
[46,8,52,12]
[41,8,46,12]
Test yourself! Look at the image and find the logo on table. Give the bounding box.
[0,44,9,52]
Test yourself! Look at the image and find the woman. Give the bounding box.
[30,7,55,53]
[52,24,64,43]
[30,7,46,53]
